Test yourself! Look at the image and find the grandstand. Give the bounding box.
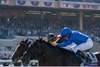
[0,0,100,66]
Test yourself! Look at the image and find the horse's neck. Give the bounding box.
[40,41,75,55]
[33,40,79,66]
[34,40,75,57]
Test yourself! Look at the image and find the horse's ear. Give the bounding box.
[20,39,28,43]
[38,36,43,39]
[38,36,43,41]
[25,39,28,43]
[19,39,29,46]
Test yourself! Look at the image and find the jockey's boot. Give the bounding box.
[76,50,92,64]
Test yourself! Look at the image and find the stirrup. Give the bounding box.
[81,56,91,65]
[86,58,91,64]
[83,58,91,65]
[81,58,86,64]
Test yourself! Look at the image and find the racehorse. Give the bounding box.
[11,37,63,63]
[21,39,100,66]
[11,39,31,63]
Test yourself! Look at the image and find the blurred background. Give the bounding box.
[0,0,100,60]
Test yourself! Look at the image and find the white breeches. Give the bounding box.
[62,38,93,53]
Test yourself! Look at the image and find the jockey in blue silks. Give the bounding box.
[51,27,93,64]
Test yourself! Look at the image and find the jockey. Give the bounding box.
[47,33,57,42]
[51,27,93,64]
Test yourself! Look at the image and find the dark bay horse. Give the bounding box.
[21,39,100,66]
[11,37,63,63]
[11,38,100,66]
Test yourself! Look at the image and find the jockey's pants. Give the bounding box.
[62,38,93,53]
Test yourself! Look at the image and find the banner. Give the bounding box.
[30,0,54,7]
[44,1,52,6]
[15,0,100,10]
[17,0,26,5]
[73,4,80,8]
[91,5,99,9]
[31,1,39,6]
[60,1,100,10]
[62,3,80,9]
[82,4,91,9]
[16,0,55,8]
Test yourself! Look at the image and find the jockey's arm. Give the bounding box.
[51,38,60,44]
[56,40,71,47]
[53,37,73,47]
[50,38,61,46]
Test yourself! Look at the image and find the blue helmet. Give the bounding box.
[47,33,56,38]
[60,27,72,37]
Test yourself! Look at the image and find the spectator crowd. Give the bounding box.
[0,14,100,43]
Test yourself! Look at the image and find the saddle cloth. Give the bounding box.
[81,52,98,66]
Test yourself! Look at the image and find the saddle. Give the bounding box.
[84,52,98,66]
[76,51,98,66]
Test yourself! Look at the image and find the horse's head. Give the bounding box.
[11,39,31,63]
[21,39,49,65]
